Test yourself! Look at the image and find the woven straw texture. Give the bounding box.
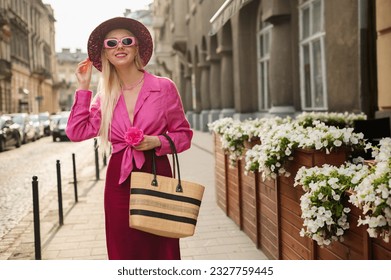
[130,172,205,238]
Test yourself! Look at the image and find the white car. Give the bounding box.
[52,115,69,142]
[30,114,45,139]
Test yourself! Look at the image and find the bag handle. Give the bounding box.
[151,134,183,193]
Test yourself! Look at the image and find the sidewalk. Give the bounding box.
[41,131,268,260]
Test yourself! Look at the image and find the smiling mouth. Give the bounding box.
[115,53,127,58]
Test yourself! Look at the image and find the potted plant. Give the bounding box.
[349,137,391,243]
[294,163,370,246]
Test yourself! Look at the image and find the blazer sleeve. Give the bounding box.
[66,90,101,142]
[155,79,193,156]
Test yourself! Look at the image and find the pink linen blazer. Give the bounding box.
[66,71,193,184]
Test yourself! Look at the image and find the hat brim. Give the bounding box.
[87,17,153,72]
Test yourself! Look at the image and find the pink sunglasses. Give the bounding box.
[103,36,137,49]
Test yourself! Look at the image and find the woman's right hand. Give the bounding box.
[75,58,93,90]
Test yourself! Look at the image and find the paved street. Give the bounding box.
[0,136,97,239]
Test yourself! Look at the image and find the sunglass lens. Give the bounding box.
[106,40,118,48]
[122,38,133,46]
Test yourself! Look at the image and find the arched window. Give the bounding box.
[257,19,272,111]
[299,0,327,110]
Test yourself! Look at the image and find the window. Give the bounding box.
[299,0,327,110]
[257,21,272,111]
[10,29,30,65]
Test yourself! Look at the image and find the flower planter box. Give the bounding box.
[277,148,350,259]
[214,134,243,228]
[278,174,314,259]
[243,138,261,150]
[315,198,368,259]
[214,135,227,214]
[226,162,241,227]
[317,197,391,259]
[214,134,242,227]
[292,147,350,168]
[257,176,279,259]
[239,158,258,245]
[213,136,391,259]
[369,234,391,259]
[281,148,391,259]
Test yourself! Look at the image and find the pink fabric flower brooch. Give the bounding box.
[124,127,144,146]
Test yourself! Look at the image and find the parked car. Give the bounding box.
[49,114,62,135]
[0,115,22,152]
[52,115,69,142]
[30,114,45,139]
[38,111,51,136]
[10,113,36,144]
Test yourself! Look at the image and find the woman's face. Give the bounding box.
[104,29,138,69]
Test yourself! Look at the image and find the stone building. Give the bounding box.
[152,0,391,131]
[56,48,99,111]
[376,0,391,120]
[124,6,157,74]
[0,0,59,114]
[0,1,12,113]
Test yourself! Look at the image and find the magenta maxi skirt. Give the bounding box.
[104,149,180,260]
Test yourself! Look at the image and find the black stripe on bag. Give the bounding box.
[131,188,202,206]
[130,209,197,225]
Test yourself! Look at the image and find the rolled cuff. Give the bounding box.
[155,135,170,155]
[73,90,93,106]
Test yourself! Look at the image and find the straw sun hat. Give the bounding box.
[87,17,153,71]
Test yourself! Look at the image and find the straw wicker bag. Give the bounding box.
[129,134,205,238]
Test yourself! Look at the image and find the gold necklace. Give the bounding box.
[122,75,144,91]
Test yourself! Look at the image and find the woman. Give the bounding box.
[66,17,193,260]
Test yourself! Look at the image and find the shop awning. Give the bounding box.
[209,0,253,35]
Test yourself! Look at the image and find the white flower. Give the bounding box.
[243,113,366,180]
[351,138,391,243]
[323,239,331,246]
[328,177,339,185]
[294,162,372,246]
[367,228,378,238]
[343,207,351,213]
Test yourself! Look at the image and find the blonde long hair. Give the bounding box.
[93,46,145,154]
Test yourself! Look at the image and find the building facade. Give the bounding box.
[152,0,390,131]
[0,0,12,114]
[376,0,391,119]
[56,48,97,111]
[124,6,157,74]
[0,0,59,114]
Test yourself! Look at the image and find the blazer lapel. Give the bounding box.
[133,71,160,123]
[133,90,151,121]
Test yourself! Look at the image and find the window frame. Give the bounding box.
[257,20,273,111]
[299,0,328,111]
